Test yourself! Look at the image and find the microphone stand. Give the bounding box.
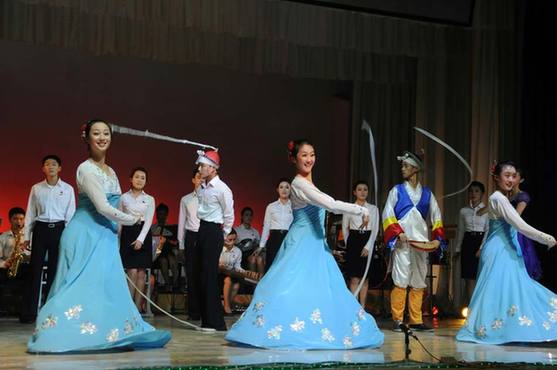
[399,323,416,361]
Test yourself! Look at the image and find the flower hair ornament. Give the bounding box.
[489,160,498,176]
[80,123,87,140]
[287,140,295,154]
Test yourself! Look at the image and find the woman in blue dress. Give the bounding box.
[225,139,384,349]
[28,120,171,353]
[456,161,557,344]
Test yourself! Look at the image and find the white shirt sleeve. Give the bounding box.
[219,188,235,235]
[295,179,369,217]
[177,196,187,250]
[65,185,76,224]
[491,192,555,246]
[233,249,245,272]
[365,205,380,252]
[136,195,155,243]
[78,168,136,225]
[259,204,272,249]
[455,208,465,253]
[24,186,37,242]
[341,213,350,244]
[428,192,443,227]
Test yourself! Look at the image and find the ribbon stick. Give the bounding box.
[110,123,218,151]
[353,120,379,297]
[414,126,473,199]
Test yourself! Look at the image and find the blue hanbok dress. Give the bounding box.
[226,176,384,349]
[28,160,170,353]
[456,191,557,344]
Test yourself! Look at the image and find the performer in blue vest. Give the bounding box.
[382,151,446,332]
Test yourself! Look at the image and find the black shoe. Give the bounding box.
[19,316,35,324]
[409,323,434,332]
[392,320,403,332]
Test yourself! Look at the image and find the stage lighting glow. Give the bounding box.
[461,307,469,318]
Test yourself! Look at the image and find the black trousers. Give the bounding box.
[21,221,64,320]
[184,230,200,319]
[197,220,226,330]
[264,229,288,273]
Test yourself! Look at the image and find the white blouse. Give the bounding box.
[76,160,136,225]
[488,191,555,246]
[259,199,293,249]
[119,190,155,243]
[342,202,380,251]
[235,224,261,244]
[455,202,489,252]
[290,176,369,217]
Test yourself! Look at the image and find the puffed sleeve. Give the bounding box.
[294,178,368,217]
[491,192,555,246]
[78,165,136,225]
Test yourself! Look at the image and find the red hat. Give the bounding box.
[196,150,220,169]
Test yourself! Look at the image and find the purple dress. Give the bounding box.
[511,191,542,280]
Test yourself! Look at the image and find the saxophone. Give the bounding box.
[7,229,25,278]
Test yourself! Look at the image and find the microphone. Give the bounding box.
[399,323,413,336]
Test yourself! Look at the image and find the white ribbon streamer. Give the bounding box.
[353,120,378,297]
[110,123,218,151]
[414,126,473,199]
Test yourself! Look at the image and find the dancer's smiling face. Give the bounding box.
[293,144,315,175]
[494,165,516,193]
[86,121,111,155]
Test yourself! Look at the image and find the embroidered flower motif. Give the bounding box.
[491,318,503,330]
[476,325,486,338]
[267,325,282,340]
[106,328,119,342]
[290,318,305,332]
[253,315,265,327]
[80,322,97,335]
[321,328,335,343]
[310,309,323,324]
[41,315,58,329]
[253,302,265,312]
[519,315,533,326]
[64,305,83,320]
[351,321,361,336]
[357,308,367,321]
[550,298,557,309]
[124,320,134,335]
[507,305,518,317]
[343,336,353,348]
[543,321,552,330]
[548,311,557,323]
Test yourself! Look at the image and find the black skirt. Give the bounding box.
[264,229,288,273]
[460,231,484,279]
[345,230,372,278]
[120,223,153,269]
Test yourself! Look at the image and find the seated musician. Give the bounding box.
[0,207,31,319]
[219,229,259,314]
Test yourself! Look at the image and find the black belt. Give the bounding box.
[200,220,222,227]
[36,221,65,229]
[270,229,288,234]
[465,231,485,237]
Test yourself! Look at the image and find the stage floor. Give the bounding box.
[2,316,557,369]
